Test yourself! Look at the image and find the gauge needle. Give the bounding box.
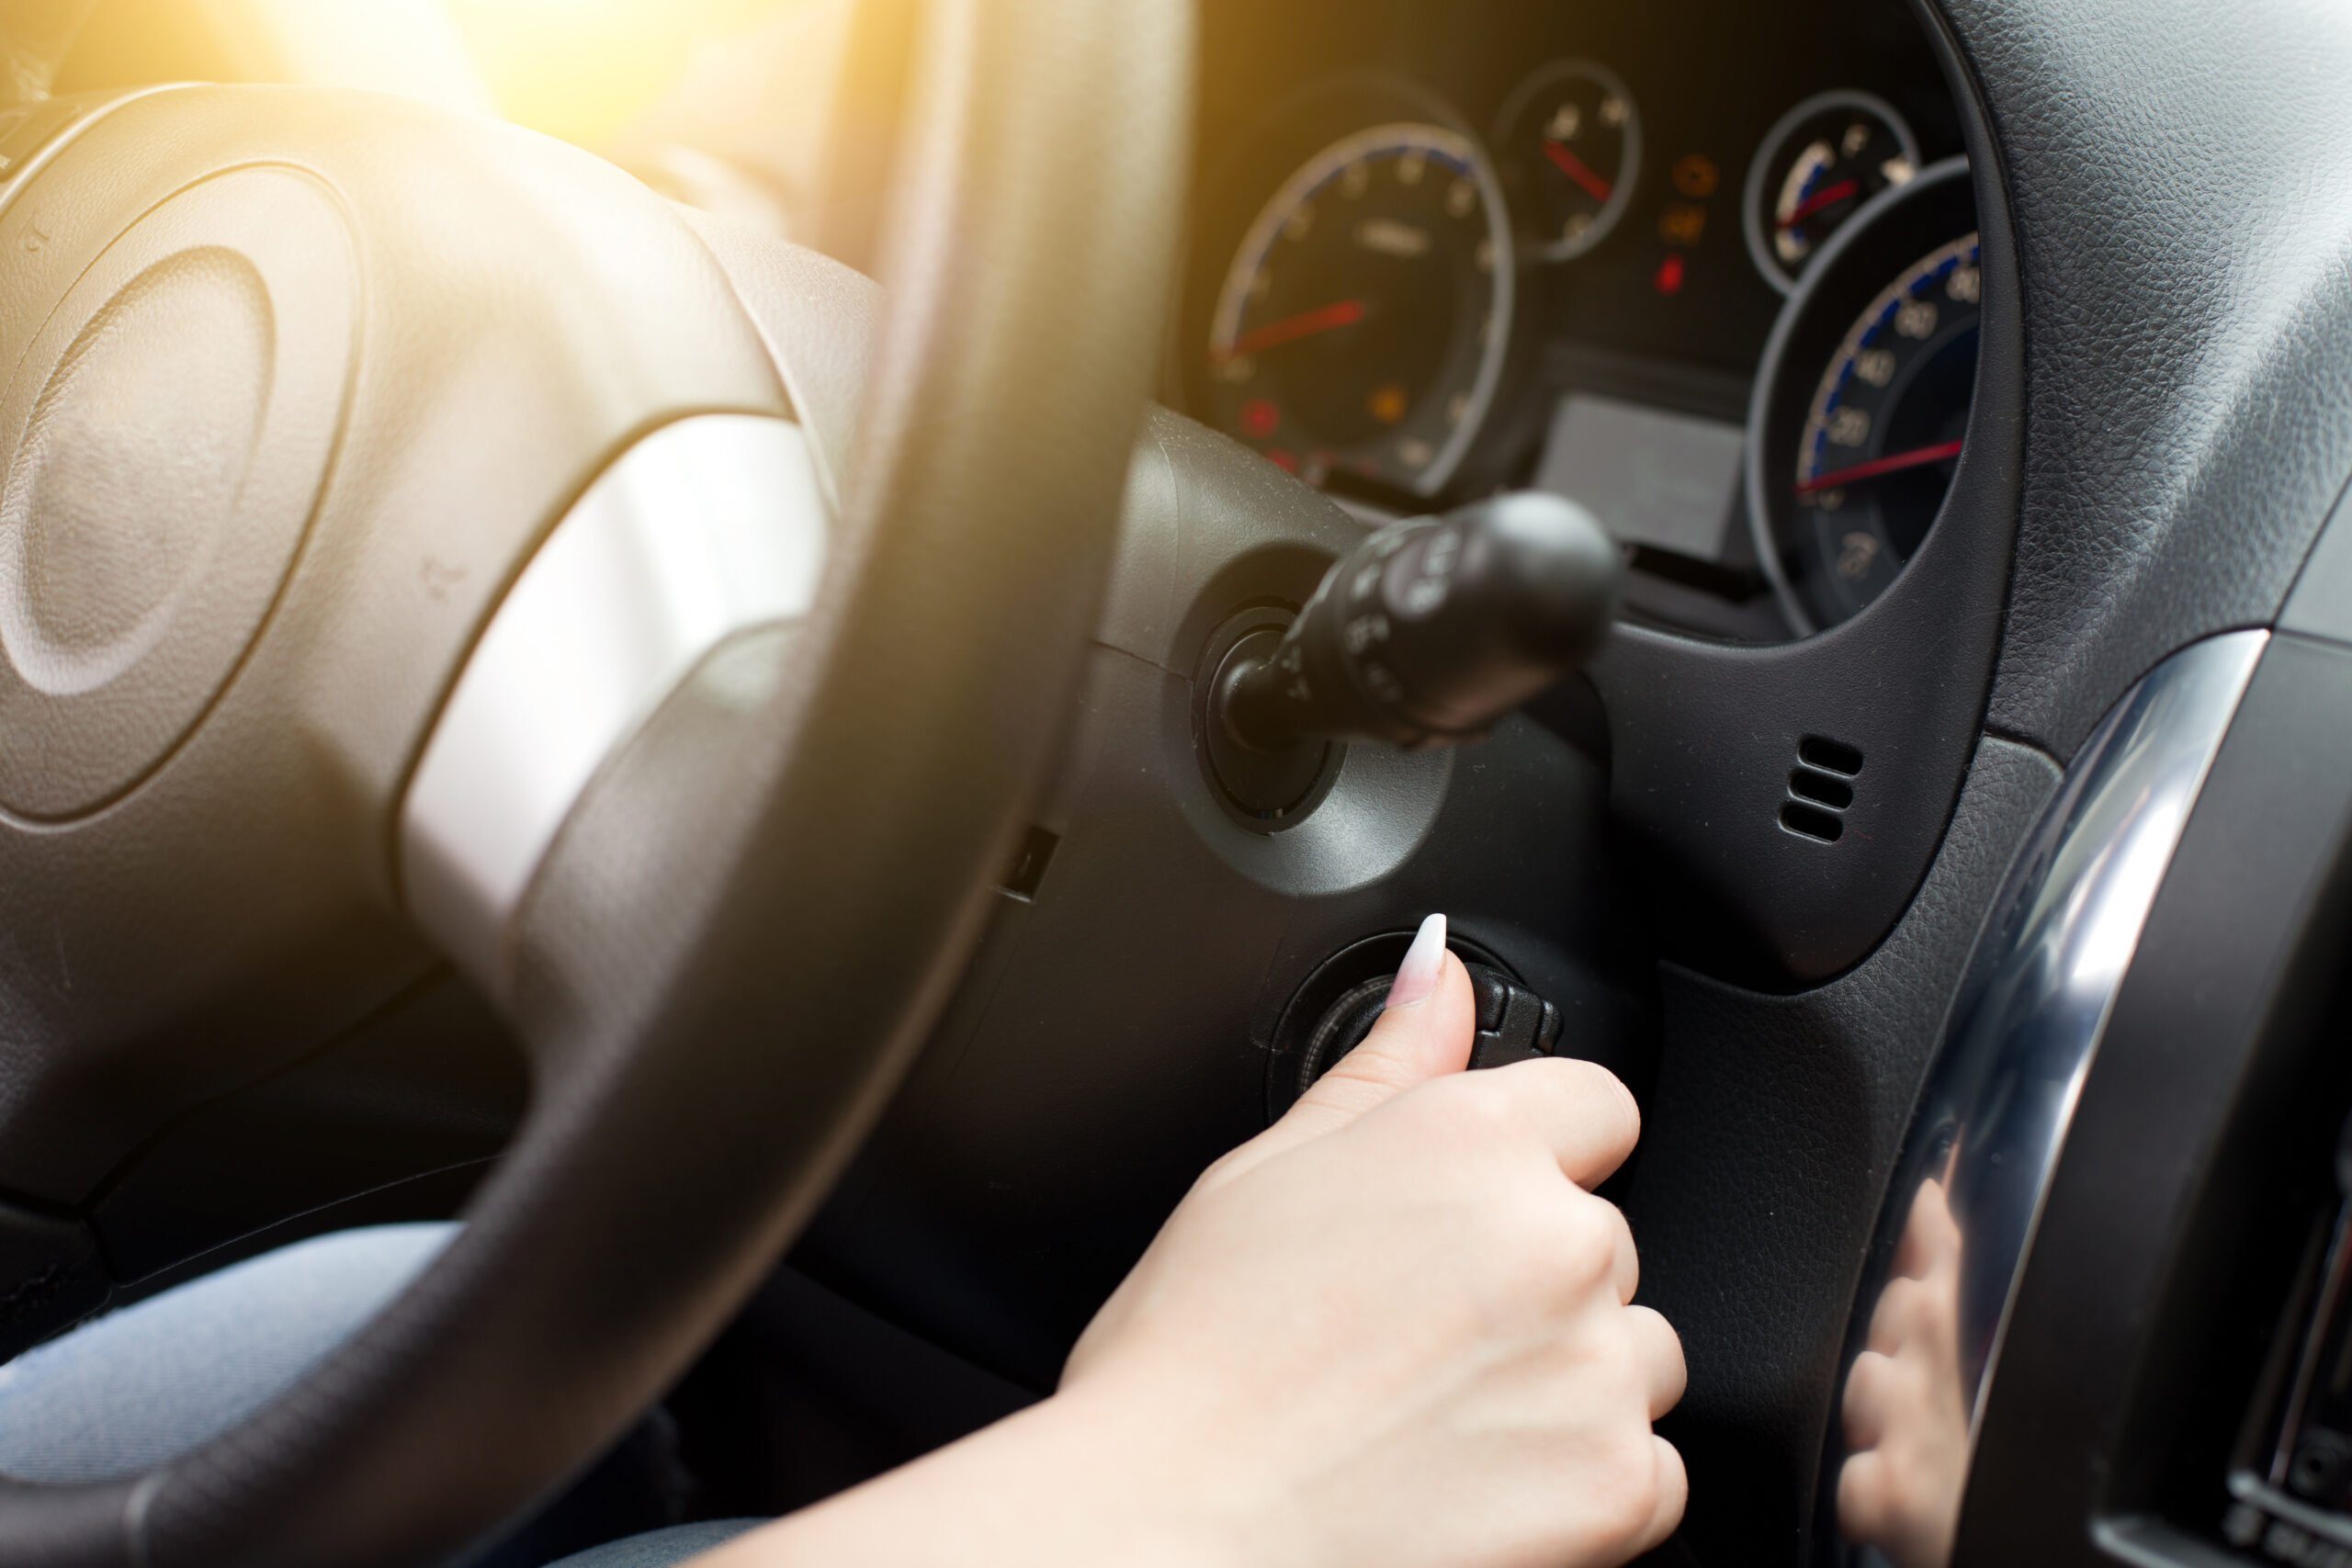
[1542,139,1614,203]
[1797,438,1965,496]
[1777,177,1861,231]
[1216,298,1369,363]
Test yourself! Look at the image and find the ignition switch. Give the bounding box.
[1217,491,1618,755]
[1268,931,1566,1119]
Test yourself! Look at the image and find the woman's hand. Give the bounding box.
[698,915,1684,1568]
[1838,1174,1968,1568]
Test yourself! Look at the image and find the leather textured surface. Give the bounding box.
[1623,733,2061,1560]
[1935,0,2352,759]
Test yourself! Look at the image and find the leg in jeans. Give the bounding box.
[0,1223,756,1566]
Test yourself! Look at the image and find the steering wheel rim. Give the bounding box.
[0,3,1191,1563]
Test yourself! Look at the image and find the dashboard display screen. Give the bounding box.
[1535,394,1745,563]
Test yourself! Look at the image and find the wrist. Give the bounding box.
[706,1373,1282,1568]
[982,1373,1291,1568]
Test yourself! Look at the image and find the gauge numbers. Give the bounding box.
[1205,123,1514,498]
[1794,233,1981,622]
[1496,60,1641,263]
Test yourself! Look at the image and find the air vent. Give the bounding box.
[1781,801,1845,842]
[1800,735,1865,776]
[1782,736,1863,845]
[1789,771,1855,810]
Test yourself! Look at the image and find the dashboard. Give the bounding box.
[1180,0,1974,639]
[11,8,2352,1568]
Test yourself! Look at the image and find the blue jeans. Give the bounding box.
[0,1224,762,1567]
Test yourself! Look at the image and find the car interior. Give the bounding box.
[1,0,2350,1563]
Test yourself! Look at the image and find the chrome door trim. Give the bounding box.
[399,413,830,998]
[1834,627,2270,1562]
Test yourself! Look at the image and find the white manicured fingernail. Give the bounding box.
[1386,913,1448,1010]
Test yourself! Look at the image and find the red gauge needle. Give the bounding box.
[1542,138,1615,204]
[1797,438,1965,496]
[1216,299,1368,362]
[1777,176,1861,231]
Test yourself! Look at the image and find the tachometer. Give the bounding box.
[1204,122,1513,498]
[1742,91,1919,294]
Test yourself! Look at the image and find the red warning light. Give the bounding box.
[1263,446,1300,474]
[1239,397,1281,439]
[1653,254,1687,296]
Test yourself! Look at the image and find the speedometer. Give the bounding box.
[1747,159,1981,632]
[1203,122,1513,498]
[1792,234,1981,614]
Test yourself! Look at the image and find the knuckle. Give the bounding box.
[1492,1194,1611,1307]
[1511,1055,1643,1168]
[1631,1303,1684,1369]
[1549,1055,1643,1142]
[1838,1451,1887,1539]
[1603,1200,1640,1271]
[1590,1429,1664,1540]
[1549,1195,1624,1286]
[1843,1350,1888,1422]
[1650,1437,1690,1533]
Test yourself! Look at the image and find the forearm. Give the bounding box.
[692,924,1682,1568]
[687,1376,1261,1568]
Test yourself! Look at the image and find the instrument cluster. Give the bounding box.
[1181,0,1973,637]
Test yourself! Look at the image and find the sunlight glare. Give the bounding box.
[443,0,790,143]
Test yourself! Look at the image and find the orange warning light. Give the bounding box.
[1672,153,1720,198]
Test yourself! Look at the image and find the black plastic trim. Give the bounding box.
[1587,131,2022,989]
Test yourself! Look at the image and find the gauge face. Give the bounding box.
[1792,233,1981,621]
[1495,61,1640,263]
[1743,91,1919,293]
[1204,122,1514,497]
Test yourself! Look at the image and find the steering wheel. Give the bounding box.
[0,2,1189,1562]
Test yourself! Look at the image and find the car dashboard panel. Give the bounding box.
[1182,0,1968,641]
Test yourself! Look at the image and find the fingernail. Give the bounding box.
[1386,913,1448,1010]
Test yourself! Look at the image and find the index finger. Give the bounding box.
[1485,1055,1641,1188]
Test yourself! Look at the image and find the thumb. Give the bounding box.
[1243,915,1478,1168]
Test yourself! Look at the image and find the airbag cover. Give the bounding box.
[0,166,355,818]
